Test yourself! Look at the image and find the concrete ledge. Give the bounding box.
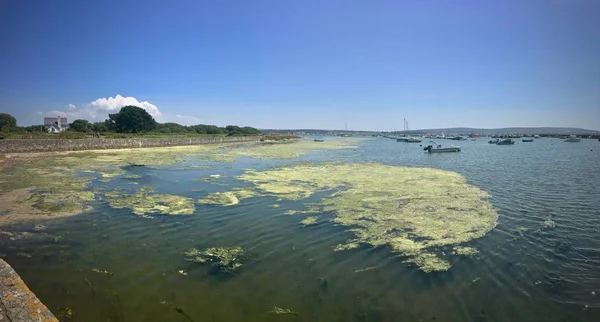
[0,136,262,153]
[0,259,57,322]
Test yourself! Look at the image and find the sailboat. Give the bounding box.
[399,119,422,143]
[341,121,351,137]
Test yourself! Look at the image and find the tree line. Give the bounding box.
[0,106,261,137]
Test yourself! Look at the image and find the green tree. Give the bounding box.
[225,125,261,136]
[107,106,157,133]
[69,119,91,132]
[23,125,45,132]
[91,122,108,133]
[0,113,17,132]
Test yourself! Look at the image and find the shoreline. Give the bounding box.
[0,138,306,226]
[0,136,301,172]
[0,135,266,154]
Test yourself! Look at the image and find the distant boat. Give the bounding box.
[424,143,460,153]
[396,138,407,142]
[314,139,325,142]
[404,138,422,143]
[522,138,534,142]
[564,135,581,142]
[496,138,516,145]
[488,139,499,144]
[449,136,466,141]
[341,134,351,137]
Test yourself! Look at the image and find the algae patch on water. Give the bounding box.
[222,163,498,272]
[183,247,246,273]
[198,192,240,206]
[301,216,318,226]
[0,140,357,225]
[197,138,360,162]
[106,186,195,216]
[198,188,260,206]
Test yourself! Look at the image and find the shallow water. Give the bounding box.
[2,138,600,321]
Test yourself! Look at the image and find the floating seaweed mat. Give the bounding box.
[210,162,498,272]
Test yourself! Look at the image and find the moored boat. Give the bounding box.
[404,138,422,143]
[424,144,460,153]
[522,138,534,142]
[564,135,581,142]
[314,139,325,142]
[496,138,516,145]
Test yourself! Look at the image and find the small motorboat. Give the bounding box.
[522,138,534,142]
[404,138,422,143]
[314,139,325,142]
[424,144,460,153]
[488,139,499,144]
[564,135,581,142]
[396,138,407,142]
[423,141,460,153]
[496,138,516,145]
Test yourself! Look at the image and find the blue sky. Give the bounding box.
[1,0,599,130]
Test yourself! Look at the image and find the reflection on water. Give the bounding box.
[2,138,600,321]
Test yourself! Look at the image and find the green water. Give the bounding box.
[2,138,600,321]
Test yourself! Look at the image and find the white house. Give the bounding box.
[44,116,67,133]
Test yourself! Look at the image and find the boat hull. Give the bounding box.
[522,139,534,142]
[564,138,581,142]
[428,147,461,153]
[496,139,515,145]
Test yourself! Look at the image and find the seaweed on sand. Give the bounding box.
[0,140,358,225]
[215,163,498,272]
[183,247,246,273]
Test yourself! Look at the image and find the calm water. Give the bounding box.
[2,138,600,321]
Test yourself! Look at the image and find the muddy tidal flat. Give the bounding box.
[1,138,599,321]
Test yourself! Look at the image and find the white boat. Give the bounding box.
[564,135,581,142]
[423,141,460,153]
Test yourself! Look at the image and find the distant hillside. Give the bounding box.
[415,127,600,135]
[262,127,600,135]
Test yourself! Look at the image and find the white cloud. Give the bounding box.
[43,95,163,122]
[173,114,201,125]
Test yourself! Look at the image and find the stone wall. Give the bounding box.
[0,259,58,322]
[0,136,262,153]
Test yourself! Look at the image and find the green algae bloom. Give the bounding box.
[106,186,195,216]
[269,306,298,316]
[542,216,556,230]
[183,247,245,273]
[452,246,480,257]
[0,139,358,225]
[222,163,498,272]
[198,188,261,206]
[405,252,452,273]
[300,216,318,226]
[198,192,240,206]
